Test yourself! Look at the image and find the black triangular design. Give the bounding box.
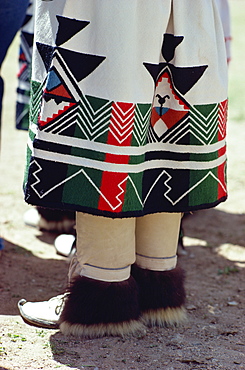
[22,31,34,48]
[143,62,160,84]
[168,64,208,95]
[36,42,55,72]
[162,34,184,63]
[57,47,106,82]
[22,14,32,27]
[56,16,90,46]
[144,62,207,95]
[144,33,208,95]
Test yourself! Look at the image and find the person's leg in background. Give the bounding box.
[0,0,29,130]
[15,1,77,240]
[0,0,29,254]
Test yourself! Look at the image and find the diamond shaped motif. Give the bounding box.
[150,69,189,137]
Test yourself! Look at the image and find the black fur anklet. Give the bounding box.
[59,275,144,338]
[131,264,186,327]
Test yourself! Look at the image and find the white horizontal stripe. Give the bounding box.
[18,80,30,90]
[27,137,34,153]
[136,254,177,271]
[30,123,38,135]
[81,264,130,282]
[17,94,30,104]
[33,148,227,173]
[28,124,38,153]
[37,131,226,155]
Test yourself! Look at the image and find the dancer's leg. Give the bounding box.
[60,212,144,337]
[132,212,186,326]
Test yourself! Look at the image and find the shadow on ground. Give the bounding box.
[0,238,68,316]
[182,208,245,249]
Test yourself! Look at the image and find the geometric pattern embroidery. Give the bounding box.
[25,24,228,217]
[218,99,228,140]
[148,101,227,146]
[133,104,151,146]
[189,104,219,145]
[149,69,189,143]
[144,34,208,146]
[39,93,152,145]
[44,95,112,141]
[30,81,44,125]
[109,102,135,145]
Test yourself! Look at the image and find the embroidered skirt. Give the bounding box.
[24,0,228,218]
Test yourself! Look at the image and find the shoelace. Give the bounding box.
[52,294,67,316]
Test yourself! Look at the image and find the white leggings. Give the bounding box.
[70,212,181,282]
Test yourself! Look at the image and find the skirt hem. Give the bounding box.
[24,196,228,219]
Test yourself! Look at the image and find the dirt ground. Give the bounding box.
[1,13,245,370]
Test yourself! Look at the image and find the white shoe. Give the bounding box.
[18,294,67,329]
[23,208,41,228]
[24,208,75,233]
[54,234,76,257]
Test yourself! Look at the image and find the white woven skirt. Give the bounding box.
[24,0,228,218]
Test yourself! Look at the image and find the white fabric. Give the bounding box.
[135,254,177,271]
[135,213,181,271]
[75,213,135,282]
[25,0,228,218]
[73,212,181,281]
[33,0,228,104]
